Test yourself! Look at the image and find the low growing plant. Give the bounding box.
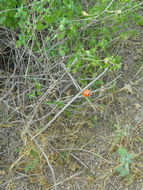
[116,147,133,177]
[28,80,43,99]
[25,149,40,172]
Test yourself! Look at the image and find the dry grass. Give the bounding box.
[0,26,143,190]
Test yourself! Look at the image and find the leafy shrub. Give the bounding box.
[0,0,142,86]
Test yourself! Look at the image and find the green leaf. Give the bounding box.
[35,82,42,90]
[59,24,65,31]
[126,154,133,164]
[91,61,99,66]
[63,0,69,6]
[64,110,71,117]
[37,91,43,96]
[116,166,130,177]
[30,149,39,157]
[55,100,65,107]
[28,92,36,99]
[15,147,22,153]
[16,40,23,48]
[60,151,70,160]
[45,101,54,105]
[36,22,45,31]
[25,158,39,172]
[59,49,65,56]
[85,50,91,56]
[118,148,128,156]
[44,15,54,24]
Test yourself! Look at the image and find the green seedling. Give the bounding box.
[116,148,133,177]
[60,151,70,162]
[25,149,40,172]
[28,81,43,99]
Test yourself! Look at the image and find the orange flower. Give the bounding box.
[82,89,92,97]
